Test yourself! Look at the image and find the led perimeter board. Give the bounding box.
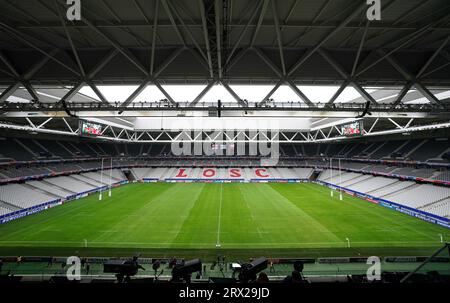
[79,120,103,136]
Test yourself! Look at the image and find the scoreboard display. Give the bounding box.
[341,121,363,136]
[79,120,103,136]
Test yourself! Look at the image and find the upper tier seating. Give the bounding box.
[409,139,449,161]
[0,136,448,162]
[370,140,404,159]
[0,138,34,160]
[391,167,435,178]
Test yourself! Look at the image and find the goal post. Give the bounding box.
[330,158,334,198]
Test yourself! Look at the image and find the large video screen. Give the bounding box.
[341,121,363,136]
[79,120,103,136]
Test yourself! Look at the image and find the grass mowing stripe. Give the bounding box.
[171,183,219,247]
[302,183,440,242]
[0,183,449,257]
[264,183,344,243]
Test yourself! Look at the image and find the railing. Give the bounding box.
[1,101,448,112]
[0,256,449,283]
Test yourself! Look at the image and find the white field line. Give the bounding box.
[216,183,223,247]
[0,240,443,246]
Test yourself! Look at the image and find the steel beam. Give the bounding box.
[214,0,223,78]
[355,11,450,77]
[154,81,177,105]
[259,80,283,106]
[161,0,186,46]
[55,0,85,76]
[80,18,149,76]
[250,0,270,47]
[319,49,377,104]
[221,80,246,106]
[60,82,84,102]
[287,2,366,76]
[190,80,216,106]
[153,48,185,78]
[417,35,450,78]
[271,0,286,75]
[327,81,349,105]
[0,51,20,78]
[351,21,369,76]
[198,0,214,78]
[0,83,21,102]
[286,79,314,107]
[120,80,151,107]
[88,82,109,104]
[150,0,160,75]
[382,51,442,106]
[0,21,80,76]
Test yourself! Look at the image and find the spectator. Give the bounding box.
[256,272,269,283]
[169,257,177,268]
[283,270,306,284]
[291,270,304,283]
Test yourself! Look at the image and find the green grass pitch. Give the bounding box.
[0,182,449,260]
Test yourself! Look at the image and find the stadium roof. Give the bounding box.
[0,0,449,141]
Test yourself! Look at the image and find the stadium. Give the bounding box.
[0,0,449,286]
